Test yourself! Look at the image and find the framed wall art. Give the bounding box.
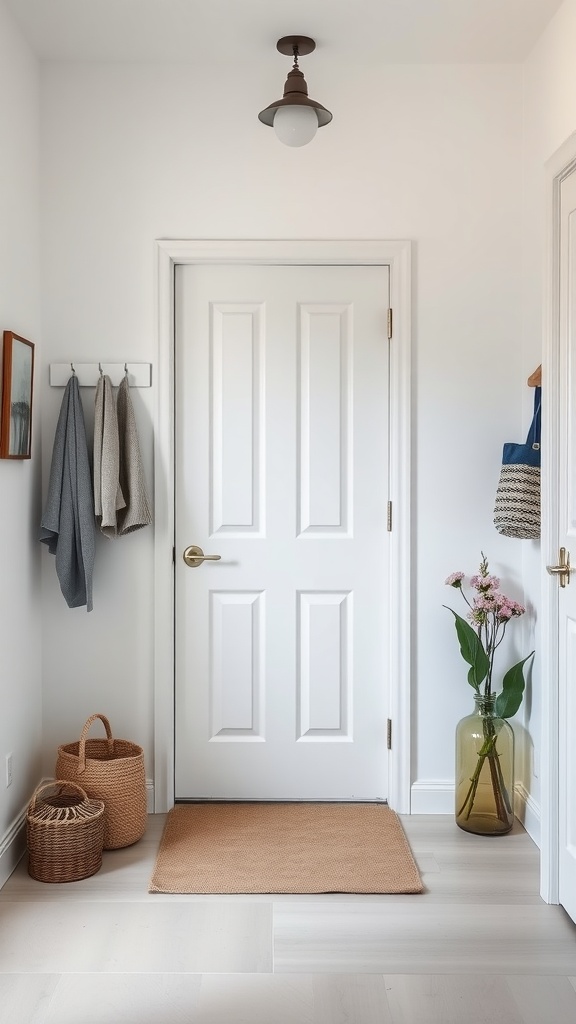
[0,331,35,459]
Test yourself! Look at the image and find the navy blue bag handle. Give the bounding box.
[527,386,541,450]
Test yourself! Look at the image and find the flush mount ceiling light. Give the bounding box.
[258,36,333,148]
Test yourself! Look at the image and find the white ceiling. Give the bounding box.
[4,0,564,64]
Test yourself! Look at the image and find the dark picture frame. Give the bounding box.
[0,331,35,459]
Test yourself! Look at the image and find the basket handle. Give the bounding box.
[78,713,114,775]
[29,779,89,812]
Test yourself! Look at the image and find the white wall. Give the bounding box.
[39,58,527,807]
[0,1,41,876]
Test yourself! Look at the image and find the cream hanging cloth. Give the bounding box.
[94,373,126,537]
[116,375,152,535]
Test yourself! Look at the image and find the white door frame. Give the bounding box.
[153,239,412,814]
[540,131,576,903]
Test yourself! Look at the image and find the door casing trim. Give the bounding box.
[154,239,412,813]
[541,133,576,903]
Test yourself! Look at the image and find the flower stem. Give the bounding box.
[457,736,494,819]
[457,720,511,824]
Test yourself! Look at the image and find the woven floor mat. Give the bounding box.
[149,802,423,894]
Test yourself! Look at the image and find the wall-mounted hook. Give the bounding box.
[50,362,151,387]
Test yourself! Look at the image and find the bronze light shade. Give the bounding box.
[258,36,332,144]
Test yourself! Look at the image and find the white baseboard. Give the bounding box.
[410,778,541,844]
[0,806,27,890]
[410,779,454,814]
[514,782,541,847]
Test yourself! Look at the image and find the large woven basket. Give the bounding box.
[55,713,147,850]
[26,780,105,883]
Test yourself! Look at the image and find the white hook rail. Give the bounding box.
[49,363,152,387]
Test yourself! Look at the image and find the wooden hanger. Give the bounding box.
[527,364,542,387]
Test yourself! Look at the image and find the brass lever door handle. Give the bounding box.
[183,545,222,568]
[546,547,571,587]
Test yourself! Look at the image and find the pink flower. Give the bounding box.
[470,574,500,591]
[445,553,532,712]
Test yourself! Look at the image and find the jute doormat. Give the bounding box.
[149,802,423,894]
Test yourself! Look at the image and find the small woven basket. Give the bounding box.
[26,781,105,883]
[55,713,147,850]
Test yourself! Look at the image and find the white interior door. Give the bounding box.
[556,168,576,921]
[174,263,390,800]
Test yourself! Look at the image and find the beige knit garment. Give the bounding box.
[116,375,152,535]
[94,374,126,538]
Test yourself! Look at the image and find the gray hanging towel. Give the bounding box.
[40,375,95,611]
[116,374,152,535]
[94,373,126,537]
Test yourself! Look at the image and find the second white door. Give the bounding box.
[175,263,390,799]
[555,168,576,922]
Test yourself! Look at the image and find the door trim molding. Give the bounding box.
[154,239,412,813]
[541,132,576,903]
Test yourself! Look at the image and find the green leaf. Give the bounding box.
[467,666,480,687]
[495,652,535,719]
[444,607,489,689]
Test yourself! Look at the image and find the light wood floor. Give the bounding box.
[1,814,576,1022]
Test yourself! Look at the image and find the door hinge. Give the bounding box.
[387,500,393,532]
[387,308,393,340]
[172,545,176,564]
[387,719,392,750]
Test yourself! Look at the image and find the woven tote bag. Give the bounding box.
[55,713,147,849]
[494,387,541,540]
[26,780,105,883]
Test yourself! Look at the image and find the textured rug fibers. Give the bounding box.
[149,802,423,894]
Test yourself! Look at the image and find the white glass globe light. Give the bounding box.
[273,105,318,147]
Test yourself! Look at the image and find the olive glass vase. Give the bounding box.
[455,693,514,836]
